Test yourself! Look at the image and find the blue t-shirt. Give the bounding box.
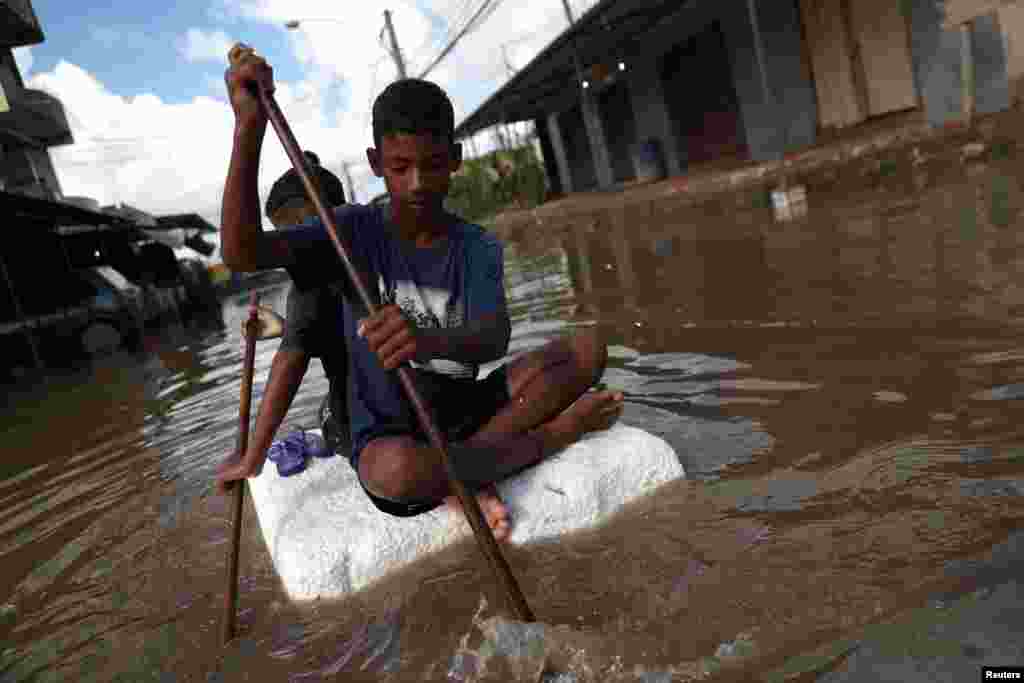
[282,203,507,459]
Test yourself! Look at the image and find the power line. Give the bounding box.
[405,0,484,76]
[418,0,503,79]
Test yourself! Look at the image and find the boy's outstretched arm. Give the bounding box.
[220,45,296,272]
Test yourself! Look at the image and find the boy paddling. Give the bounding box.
[217,45,624,541]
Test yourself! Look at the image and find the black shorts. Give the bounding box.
[351,366,511,518]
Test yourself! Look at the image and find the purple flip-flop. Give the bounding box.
[267,431,308,477]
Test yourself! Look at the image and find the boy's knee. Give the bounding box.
[358,443,422,501]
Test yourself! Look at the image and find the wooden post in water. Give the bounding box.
[222,293,260,645]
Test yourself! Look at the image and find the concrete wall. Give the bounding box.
[534,116,564,196]
[580,93,614,190]
[720,0,818,161]
[972,12,1012,114]
[545,113,574,194]
[908,0,1010,126]
[944,0,1013,27]
[998,4,1024,102]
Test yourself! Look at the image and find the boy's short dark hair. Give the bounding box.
[265,151,346,218]
[372,78,455,148]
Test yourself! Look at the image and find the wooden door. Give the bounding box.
[848,0,919,116]
[799,0,864,128]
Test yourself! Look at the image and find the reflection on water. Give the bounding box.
[2,125,1024,681]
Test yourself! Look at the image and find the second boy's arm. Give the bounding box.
[246,348,311,463]
[243,285,326,462]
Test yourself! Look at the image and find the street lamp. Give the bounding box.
[286,15,407,79]
[283,18,344,29]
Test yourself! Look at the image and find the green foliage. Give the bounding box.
[989,174,1014,228]
[959,204,978,242]
[446,141,548,224]
[991,141,1012,161]
[752,189,772,209]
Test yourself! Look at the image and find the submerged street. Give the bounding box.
[3,111,1024,681]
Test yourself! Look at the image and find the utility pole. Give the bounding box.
[501,44,515,80]
[341,162,357,204]
[560,0,574,25]
[383,10,407,79]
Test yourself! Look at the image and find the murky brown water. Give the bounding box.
[3,122,1024,682]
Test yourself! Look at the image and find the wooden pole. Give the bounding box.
[228,46,536,623]
[222,293,260,644]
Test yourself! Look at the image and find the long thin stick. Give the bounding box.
[235,53,535,622]
[223,293,260,644]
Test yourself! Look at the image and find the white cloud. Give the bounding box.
[27,59,337,228]
[30,1,587,249]
[178,28,237,63]
[12,46,33,78]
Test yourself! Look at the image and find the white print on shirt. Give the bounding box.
[378,273,476,379]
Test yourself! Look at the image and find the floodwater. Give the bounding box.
[3,125,1024,682]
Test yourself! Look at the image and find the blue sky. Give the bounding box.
[13,0,594,248]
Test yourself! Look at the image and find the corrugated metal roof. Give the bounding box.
[454,0,699,138]
[155,213,219,233]
[0,190,136,228]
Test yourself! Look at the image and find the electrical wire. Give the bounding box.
[403,0,476,73]
[418,0,505,79]
[407,0,497,75]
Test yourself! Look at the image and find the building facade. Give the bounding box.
[0,1,71,201]
[457,0,1017,195]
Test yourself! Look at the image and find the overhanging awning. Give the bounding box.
[454,0,700,138]
[155,213,218,233]
[1,190,136,228]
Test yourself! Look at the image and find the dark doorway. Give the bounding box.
[558,104,597,192]
[534,116,563,196]
[659,21,747,168]
[597,78,638,184]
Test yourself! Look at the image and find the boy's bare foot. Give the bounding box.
[445,484,511,542]
[444,390,624,543]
